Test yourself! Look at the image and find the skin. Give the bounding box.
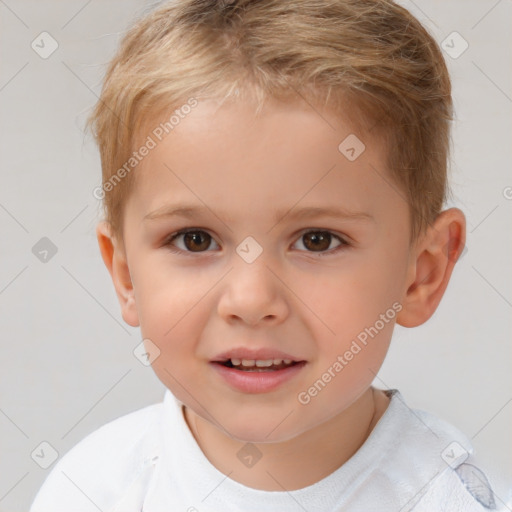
[97,96,466,491]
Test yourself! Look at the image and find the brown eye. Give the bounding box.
[293,230,348,256]
[166,230,219,253]
[164,228,349,257]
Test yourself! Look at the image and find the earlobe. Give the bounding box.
[96,221,140,327]
[396,208,466,328]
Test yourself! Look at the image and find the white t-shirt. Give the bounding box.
[30,389,503,511]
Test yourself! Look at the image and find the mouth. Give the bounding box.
[210,355,307,393]
[210,348,307,392]
[214,358,303,372]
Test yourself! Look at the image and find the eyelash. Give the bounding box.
[163,228,350,257]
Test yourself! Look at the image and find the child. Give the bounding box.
[31,0,504,510]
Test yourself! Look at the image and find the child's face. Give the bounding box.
[117,97,416,442]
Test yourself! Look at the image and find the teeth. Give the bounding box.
[255,360,274,367]
[229,358,294,367]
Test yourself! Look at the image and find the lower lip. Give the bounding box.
[210,361,307,393]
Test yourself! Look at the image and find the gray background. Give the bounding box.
[0,1,511,510]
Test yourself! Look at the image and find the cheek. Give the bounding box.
[133,260,220,332]
[291,256,400,385]
[291,259,401,337]
[132,258,206,334]
[144,296,209,405]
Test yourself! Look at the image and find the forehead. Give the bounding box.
[127,97,402,228]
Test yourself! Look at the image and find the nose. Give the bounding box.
[216,258,289,326]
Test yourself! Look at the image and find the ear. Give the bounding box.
[396,208,466,328]
[96,221,140,327]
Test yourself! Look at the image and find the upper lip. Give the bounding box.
[212,347,305,363]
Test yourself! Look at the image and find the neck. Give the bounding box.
[183,386,390,491]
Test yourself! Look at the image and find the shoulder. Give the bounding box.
[381,390,476,467]
[382,390,500,511]
[30,400,163,512]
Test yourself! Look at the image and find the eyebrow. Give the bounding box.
[143,203,374,224]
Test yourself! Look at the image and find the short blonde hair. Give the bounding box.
[86,0,453,244]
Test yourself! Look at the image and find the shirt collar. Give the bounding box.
[141,388,473,511]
